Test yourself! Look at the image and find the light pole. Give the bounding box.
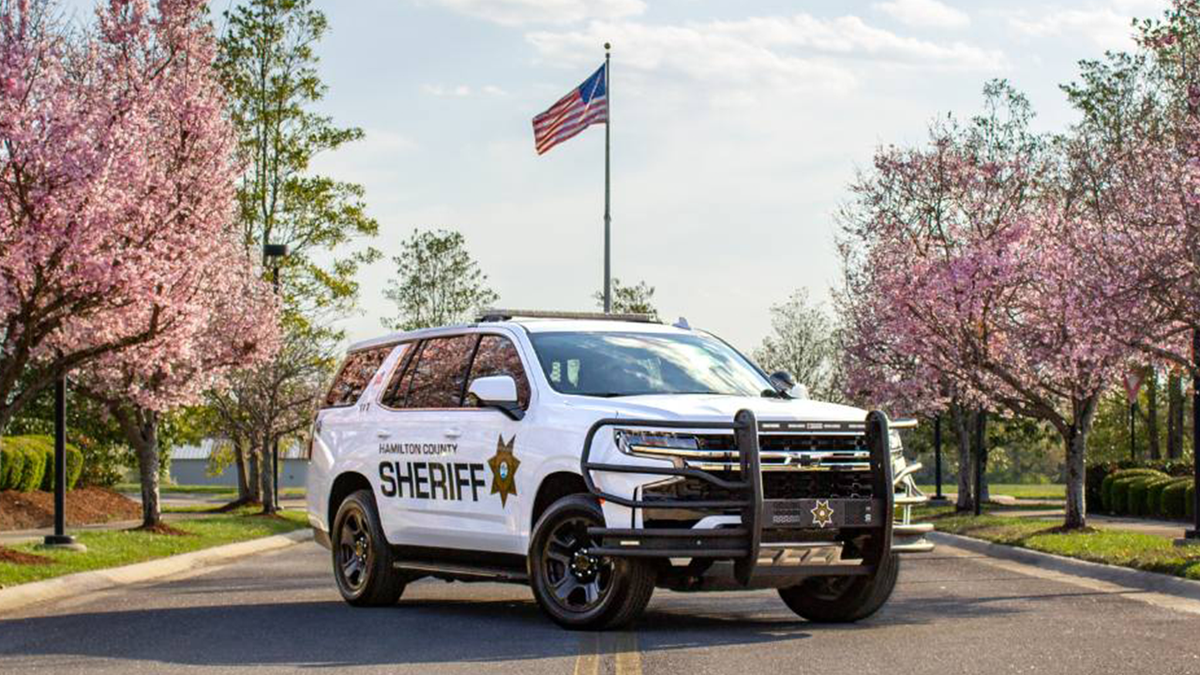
[42,374,85,551]
[931,414,947,502]
[263,243,288,512]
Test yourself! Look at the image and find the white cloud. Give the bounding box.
[423,0,644,27]
[527,14,1004,100]
[873,0,970,29]
[1005,2,1170,49]
[422,83,473,97]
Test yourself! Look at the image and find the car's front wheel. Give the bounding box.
[331,489,406,607]
[777,552,899,622]
[529,495,655,630]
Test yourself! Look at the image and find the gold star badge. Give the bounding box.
[487,434,520,507]
[811,500,835,528]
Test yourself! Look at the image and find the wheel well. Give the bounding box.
[328,471,372,528]
[532,472,590,529]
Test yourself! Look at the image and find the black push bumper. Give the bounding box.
[580,409,905,585]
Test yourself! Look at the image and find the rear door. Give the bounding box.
[373,334,495,550]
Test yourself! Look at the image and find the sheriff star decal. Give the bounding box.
[811,500,835,528]
[487,434,520,507]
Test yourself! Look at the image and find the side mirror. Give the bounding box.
[467,375,524,420]
[768,371,809,400]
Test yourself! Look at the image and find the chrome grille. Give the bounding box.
[621,422,871,473]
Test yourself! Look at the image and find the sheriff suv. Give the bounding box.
[306,310,933,630]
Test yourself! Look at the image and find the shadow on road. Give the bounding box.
[0,597,813,668]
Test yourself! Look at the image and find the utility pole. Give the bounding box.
[42,375,85,551]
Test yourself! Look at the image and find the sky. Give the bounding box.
[66,0,1179,351]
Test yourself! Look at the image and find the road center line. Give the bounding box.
[573,632,599,675]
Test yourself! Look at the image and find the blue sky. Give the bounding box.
[66,0,1176,351]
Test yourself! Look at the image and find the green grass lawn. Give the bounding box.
[115,483,306,498]
[0,510,307,588]
[919,505,1200,580]
[917,483,1065,500]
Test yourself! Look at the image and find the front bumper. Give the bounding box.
[580,409,933,587]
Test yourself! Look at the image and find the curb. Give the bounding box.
[0,529,313,615]
[930,531,1200,602]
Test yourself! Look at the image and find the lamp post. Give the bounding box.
[41,375,85,551]
[930,414,947,502]
[263,243,288,512]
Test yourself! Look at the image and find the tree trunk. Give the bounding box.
[1062,397,1098,530]
[951,401,974,512]
[260,432,277,515]
[1169,373,1183,460]
[113,406,162,529]
[233,438,251,502]
[248,444,263,504]
[1147,371,1161,460]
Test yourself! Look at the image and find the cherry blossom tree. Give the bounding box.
[839,82,1146,528]
[0,0,254,434]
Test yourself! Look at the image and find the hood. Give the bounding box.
[563,393,869,424]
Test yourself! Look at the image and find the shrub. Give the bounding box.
[0,436,82,492]
[1105,469,1166,513]
[1161,479,1192,519]
[1141,477,1177,517]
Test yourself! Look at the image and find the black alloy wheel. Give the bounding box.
[331,489,406,607]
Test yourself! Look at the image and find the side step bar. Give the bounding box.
[394,561,529,583]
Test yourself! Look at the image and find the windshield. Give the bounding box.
[528,331,772,398]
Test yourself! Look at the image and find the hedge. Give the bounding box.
[0,436,83,492]
[1102,469,1165,513]
[1145,477,1179,517]
[1161,479,1192,519]
[1112,473,1167,515]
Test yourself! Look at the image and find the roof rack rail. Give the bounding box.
[476,309,659,324]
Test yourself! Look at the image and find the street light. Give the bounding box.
[42,374,85,551]
[263,243,288,512]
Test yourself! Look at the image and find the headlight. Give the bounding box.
[614,430,701,458]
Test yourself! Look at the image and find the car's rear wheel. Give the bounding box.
[777,552,899,622]
[332,489,406,607]
[529,495,655,630]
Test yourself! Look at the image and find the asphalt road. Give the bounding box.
[2,541,1199,675]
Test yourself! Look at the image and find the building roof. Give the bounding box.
[170,439,307,461]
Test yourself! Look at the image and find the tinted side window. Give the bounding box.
[323,346,392,408]
[378,342,419,408]
[466,335,531,409]
[406,335,478,409]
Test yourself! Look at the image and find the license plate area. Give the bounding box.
[762,498,882,529]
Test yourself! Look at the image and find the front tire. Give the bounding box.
[778,553,899,622]
[529,495,655,630]
[331,489,406,607]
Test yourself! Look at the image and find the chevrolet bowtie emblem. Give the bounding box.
[811,500,835,528]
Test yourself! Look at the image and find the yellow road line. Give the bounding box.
[614,631,642,675]
[573,632,599,675]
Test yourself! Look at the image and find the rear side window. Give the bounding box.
[404,335,478,409]
[466,335,531,409]
[323,345,393,408]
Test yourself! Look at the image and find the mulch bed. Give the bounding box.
[0,546,52,566]
[131,523,189,536]
[0,487,142,531]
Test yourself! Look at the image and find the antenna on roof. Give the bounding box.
[673,317,691,330]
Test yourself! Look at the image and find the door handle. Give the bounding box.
[376,431,391,439]
[444,428,462,439]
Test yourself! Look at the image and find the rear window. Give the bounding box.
[322,345,393,408]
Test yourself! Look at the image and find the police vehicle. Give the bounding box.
[306,310,933,630]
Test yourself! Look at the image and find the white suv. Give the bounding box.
[306,311,932,630]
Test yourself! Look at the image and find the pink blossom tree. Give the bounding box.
[0,0,253,434]
[840,83,1146,528]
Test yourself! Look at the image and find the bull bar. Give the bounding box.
[580,409,933,586]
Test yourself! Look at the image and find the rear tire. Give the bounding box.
[529,495,655,630]
[777,553,899,622]
[331,489,406,607]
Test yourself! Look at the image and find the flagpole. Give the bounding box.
[603,42,612,314]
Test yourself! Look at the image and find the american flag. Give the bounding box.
[532,63,608,155]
